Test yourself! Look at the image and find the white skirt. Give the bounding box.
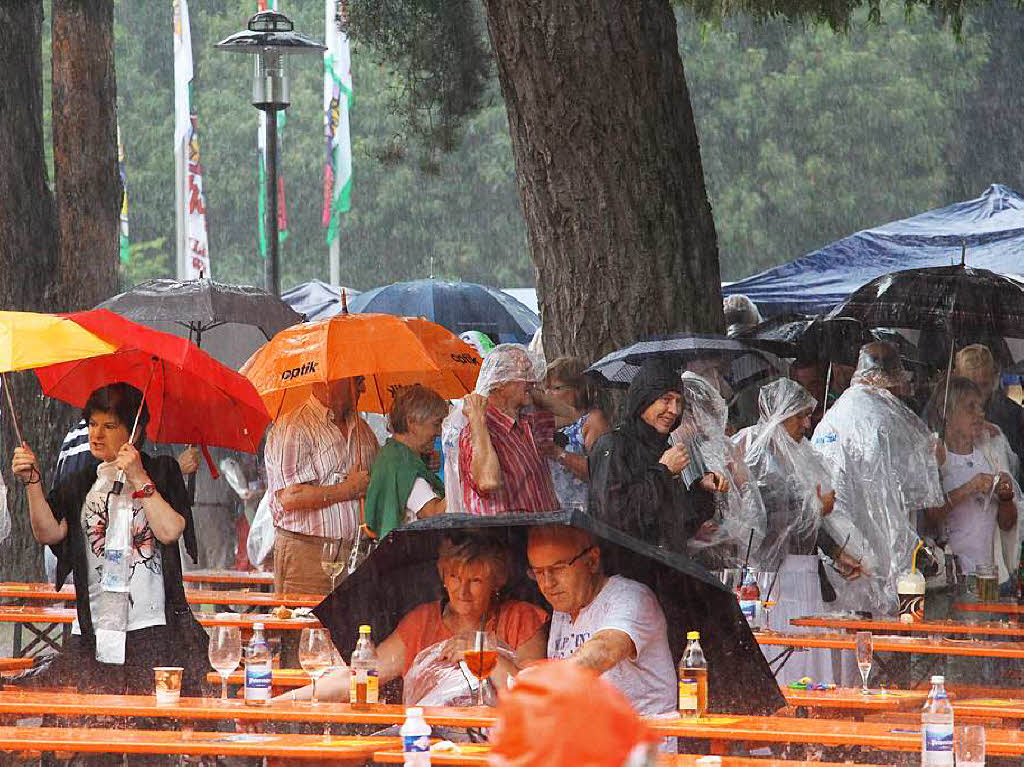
[764,554,835,687]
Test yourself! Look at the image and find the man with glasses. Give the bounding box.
[526,524,676,716]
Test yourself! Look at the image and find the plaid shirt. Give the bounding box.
[264,398,378,540]
[458,405,559,515]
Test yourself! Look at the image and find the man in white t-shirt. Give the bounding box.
[526,524,676,716]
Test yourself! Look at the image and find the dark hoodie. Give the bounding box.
[588,359,709,551]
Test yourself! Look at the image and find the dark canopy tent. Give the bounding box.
[723,185,1024,317]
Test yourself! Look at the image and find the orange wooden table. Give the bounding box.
[0,690,496,728]
[755,630,1024,658]
[373,749,895,766]
[0,606,320,657]
[0,726,395,762]
[644,715,1024,755]
[183,569,275,590]
[792,614,1024,638]
[782,687,925,718]
[955,600,1024,615]
[0,582,323,609]
[0,659,33,673]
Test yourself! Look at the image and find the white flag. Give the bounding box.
[173,0,211,279]
[323,0,353,245]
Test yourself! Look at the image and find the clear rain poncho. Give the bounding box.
[732,379,835,571]
[670,372,766,565]
[811,381,945,615]
[441,344,546,514]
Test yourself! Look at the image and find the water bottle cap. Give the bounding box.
[253,622,265,631]
[359,624,371,633]
[686,631,700,640]
[406,706,424,717]
[931,675,944,684]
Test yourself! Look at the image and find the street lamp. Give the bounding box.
[216,11,325,296]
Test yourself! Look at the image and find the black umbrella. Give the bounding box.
[735,314,869,367]
[98,278,302,348]
[346,279,539,345]
[827,265,1024,355]
[585,333,784,391]
[313,509,785,716]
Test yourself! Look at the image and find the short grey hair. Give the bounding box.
[388,384,449,435]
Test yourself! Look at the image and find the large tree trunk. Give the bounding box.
[52,0,121,307]
[0,0,61,582]
[0,0,120,582]
[481,0,724,362]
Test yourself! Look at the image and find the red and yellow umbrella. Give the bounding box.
[241,313,481,418]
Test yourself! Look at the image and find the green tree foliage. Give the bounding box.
[679,2,988,280]
[34,0,1011,293]
[105,0,531,292]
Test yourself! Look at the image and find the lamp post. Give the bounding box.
[216,11,325,296]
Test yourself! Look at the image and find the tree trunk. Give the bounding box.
[0,0,61,582]
[52,0,120,309]
[0,0,120,582]
[481,0,724,363]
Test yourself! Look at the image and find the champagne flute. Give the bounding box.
[321,540,345,593]
[298,628,333,706]
[208,626,242,704]
[462,630,497,706]
[855,630,872,694]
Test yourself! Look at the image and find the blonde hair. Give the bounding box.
[389,384,449,434]
[437,533,512,590]
[954,344,997,376]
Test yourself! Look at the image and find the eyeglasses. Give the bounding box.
[546,384,574,392]
[526,546,594,581]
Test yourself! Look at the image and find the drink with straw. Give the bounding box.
[462,630,495,706]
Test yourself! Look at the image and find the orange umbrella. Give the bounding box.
[241,313,481,417]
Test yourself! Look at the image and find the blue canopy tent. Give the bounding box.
[723,184,1024,317]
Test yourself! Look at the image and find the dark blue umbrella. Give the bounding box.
[347,279,539,345]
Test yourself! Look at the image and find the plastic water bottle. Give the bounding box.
[921,675,954,767]
[244,622,272,706]
[738,569,760,626]
[400,706,431,766]
[350,624,380,707]
[678,630,708,718]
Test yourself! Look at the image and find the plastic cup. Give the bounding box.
[154,666,183,705]
[955,725,985,767]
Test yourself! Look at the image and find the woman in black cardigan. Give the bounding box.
[10,382,208,695]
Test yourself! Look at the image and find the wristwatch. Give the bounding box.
[132,482,156,499]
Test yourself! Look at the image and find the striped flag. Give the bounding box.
[323,0,353,246]
[257,0,288,259]
[117,125,130,265]
[173,0,211,279]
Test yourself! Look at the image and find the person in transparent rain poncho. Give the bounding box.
[923,375,1021,592]
[669,372,766,569]
[441,344,573,516]
[811,342,946,618]
[733,379,861,686]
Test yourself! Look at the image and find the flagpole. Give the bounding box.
[174,134,186,281]
[330,237,340,285]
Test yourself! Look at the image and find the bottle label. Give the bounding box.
[350,668,380,704]
[402,734,430,753]
[923,723,954,765]
[245,664,271,701]
[678,680,698,714]
[739,599,758,623]
[366,670,379,704]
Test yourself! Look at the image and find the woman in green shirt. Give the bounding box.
[364,385,449,537]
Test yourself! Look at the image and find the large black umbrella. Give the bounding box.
[585,333,784,391]
[346,279,539,345]
[313,509,785,716]
[827,265,1024,363]
[98,278,302,351]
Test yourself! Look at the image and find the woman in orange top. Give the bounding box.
[287,532,548,702]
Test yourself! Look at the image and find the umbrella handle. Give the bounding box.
[1,373,24,446]
[113,360,157,495]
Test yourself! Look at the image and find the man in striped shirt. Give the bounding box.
[264,376,378,594]
[458,345,563,515]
